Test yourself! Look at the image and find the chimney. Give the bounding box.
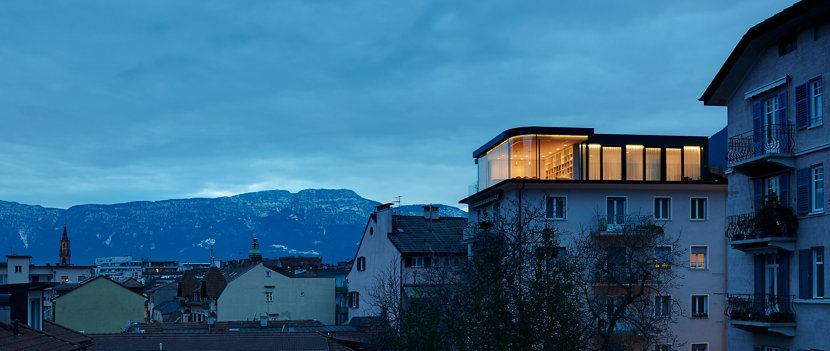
[422,205,440,220]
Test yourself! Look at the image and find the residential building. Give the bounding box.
[346,204,467,321]
[93,256,143,280]
[53,276,145,334]
[701,0,830,349]
[294,266,351,325]
[460,127,728,350]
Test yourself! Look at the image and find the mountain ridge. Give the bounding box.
[0,189,466,265]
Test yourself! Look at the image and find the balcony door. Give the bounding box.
[765,255,779,313]
[763,97,780,153]
[606,197,626,231]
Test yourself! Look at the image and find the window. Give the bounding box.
[14,266,22,273]
[666,148,682,181]
[814,248,824,298]
[588,144,601,180]
[691,295,708,318]
[654,197,671,220]
[683,146,701,180]
[625,145,643,180]
[690,246,706,269]
[655,295,671,317]
[606,197,626,230]
[356,257,366,271]
[779,33,797,56]
[691,344,707,351]
[645,148,661,181]
[265,290,273,302]
[602,147,622,180]
[61,276,69,283]
[811,78,823,126]
[690,198,707,220]
[348,291,359,308]
[813,165,824,212]
[655,345,671,351]
[654,246,672,268]
[545,196,566,220]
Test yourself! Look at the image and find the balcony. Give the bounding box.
[726,208,797,251]
[594,216,664,237]
[727,124,794,176]
[726,293,796,336]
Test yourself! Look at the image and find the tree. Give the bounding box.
[572,213,684,351]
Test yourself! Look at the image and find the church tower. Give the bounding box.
[248,238,262,263]
[59,226,71,266]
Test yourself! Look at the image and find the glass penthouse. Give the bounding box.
[474,127,711,192]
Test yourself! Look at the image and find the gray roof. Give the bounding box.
[387,215,466,254]
[154,300,181,315]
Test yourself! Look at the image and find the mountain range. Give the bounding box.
[0,189,467,265]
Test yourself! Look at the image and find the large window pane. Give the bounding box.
[588,144,601,180]
[510,136,537,179]
[602,147,622,180]
[666,148,682,181]
[626,145,644,181]
[486,143,509,187]
[646,148,661,181]
[539,137,575,180]
[684,146,701,180]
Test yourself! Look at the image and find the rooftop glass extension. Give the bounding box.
[474,128,708,191]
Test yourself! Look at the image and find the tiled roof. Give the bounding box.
[220,263,257,283]
[204,267,227,299]
[42,320,93,347]
[387,215,467,254]
[0,322,85,351]
[153,300,182,315]
[89,333,338,351]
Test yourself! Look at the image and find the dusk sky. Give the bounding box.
[1,0,797,209]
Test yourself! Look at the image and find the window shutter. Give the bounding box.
[818,246,825,298]
[754,255,765,313]
[779,253,790,310]
[753,101,763,156]
[779,172,790,207]
[796,83,809,129]
[754,178,764,210]
[800,249,811,299]
[797,168,812,214]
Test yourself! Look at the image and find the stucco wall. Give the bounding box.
[217,264,334,325]
[346,207,402,320]
[468,181,729,350]
[54,277,145,334]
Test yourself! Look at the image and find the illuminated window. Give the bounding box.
[654,246,671,268]
[602,147,622,180]
[510,136,537,179]
[666,148,682,181]
[645,148,661,181]
[683,146,701,180]
[625,145,643,180]
[588,144,601,180]
[691,246,706,269]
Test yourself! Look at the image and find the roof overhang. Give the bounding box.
[701,0,830,105]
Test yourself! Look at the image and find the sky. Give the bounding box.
[0,0,798,209]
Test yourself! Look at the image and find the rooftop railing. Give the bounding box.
[727,124,794,164]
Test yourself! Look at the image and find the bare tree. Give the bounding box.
[572,212,685,351]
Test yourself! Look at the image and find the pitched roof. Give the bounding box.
[387,215,467,254]
[42,320,93,347]
[55,275,145,300]
[0,322,85,351]
[153,300,182,315]
[701,0,830,105]
[220,263,258,283]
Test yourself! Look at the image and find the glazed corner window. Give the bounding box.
[691,295,708,318]
[356,257,366,271]
[545,196,566,220]
[690,246,706,269]
[690,198,707,220]
[653,197,671,220]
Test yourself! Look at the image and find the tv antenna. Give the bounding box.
[393,196,402,214]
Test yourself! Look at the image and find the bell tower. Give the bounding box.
[59,226,71,266]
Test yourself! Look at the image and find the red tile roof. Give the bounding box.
[0,321,85,351]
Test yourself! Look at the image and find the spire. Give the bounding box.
[62,226,69,240]
[59,226,71,266]
[248,238,262,262]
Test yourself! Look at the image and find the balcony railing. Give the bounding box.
[726,209,797,248]
[726,293,795,323]
[727,124,794,164]
[596,216,664,235]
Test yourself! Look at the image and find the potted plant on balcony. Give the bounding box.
[754,194,798,238]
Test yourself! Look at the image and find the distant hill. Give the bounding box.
[0,189,467,265]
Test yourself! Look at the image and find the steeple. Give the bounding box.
[248,238,262,263]
[59,226,71,266]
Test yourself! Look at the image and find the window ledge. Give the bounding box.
[808,122,823,130]
[806,211,825,216]
[795,298,830,304]
[545,218,567,221]
[690,315,709,319]
[689,267,708,271]
[689,219,707,222]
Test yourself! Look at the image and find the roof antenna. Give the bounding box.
[393,196,402,215]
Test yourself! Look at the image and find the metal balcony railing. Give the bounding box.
[726,293,795,323]
[727,124,794,164]
[596,216,664,235]
[726,211,797,241]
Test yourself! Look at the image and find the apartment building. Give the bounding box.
[460,127,728,350]
[701,0,830,349]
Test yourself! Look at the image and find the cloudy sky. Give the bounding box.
[0,0,796,209]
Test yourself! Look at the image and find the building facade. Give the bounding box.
[460,127,728,350]
[702,0,830,349]
[54,276,146,334]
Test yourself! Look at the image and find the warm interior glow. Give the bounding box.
[602,147,622,180]
[588,144,601,180]
[666,148,682,181]
[625,145,644,181]
[684,146,701,180]
[646,148,661,181]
